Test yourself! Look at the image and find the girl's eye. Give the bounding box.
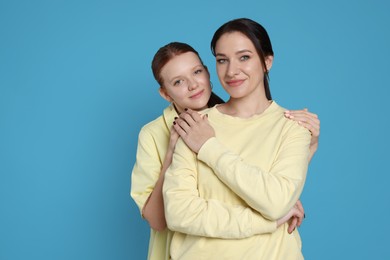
[194,69,203,74]
[217,59,227,64]
[240,55,250,61]
[173,79,183,86]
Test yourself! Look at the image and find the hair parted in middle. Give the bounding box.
[210,18,274,100]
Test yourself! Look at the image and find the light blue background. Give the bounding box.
[1,0,389,259]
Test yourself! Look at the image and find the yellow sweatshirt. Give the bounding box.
[163,101,311,260]
[131,104,277,260]
[131,105,176,260]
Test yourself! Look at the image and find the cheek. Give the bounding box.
[245,64,262,77]
[196,74,210,85]
[200,77,210,87]
[165,88,183,100]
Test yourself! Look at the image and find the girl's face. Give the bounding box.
[159,52,211,113]
[214,31,272,100]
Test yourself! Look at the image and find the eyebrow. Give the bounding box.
[216,49,253,57]
[168,65,203,81]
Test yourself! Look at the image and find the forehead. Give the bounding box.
[215,31,256,54]
[160,52,202,79]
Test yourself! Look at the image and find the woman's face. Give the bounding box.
[214,31,272,100]
[159,52,211,113]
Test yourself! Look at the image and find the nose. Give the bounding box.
[227,60,240,77]
[187,77,199,91]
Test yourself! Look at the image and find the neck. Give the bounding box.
[172,103,207,114]
[222,89,271,118]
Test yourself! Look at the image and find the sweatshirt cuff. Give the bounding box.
[197,137,225,167]
[252,215,277,235]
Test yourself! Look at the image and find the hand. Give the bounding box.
[284,108,320,156]
[276,200,305,234]
[173,108,215,153]
[284,108,320,137]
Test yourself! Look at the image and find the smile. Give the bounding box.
[190,89,204,99]
[226,79,245,87]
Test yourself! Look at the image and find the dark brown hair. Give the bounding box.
[210,18,273,100]
[151,42,224,107]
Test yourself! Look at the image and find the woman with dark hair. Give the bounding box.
[164,18,317,259]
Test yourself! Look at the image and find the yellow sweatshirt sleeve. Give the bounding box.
[131,127,164,215]
[163,139,277,239]
[197,124,311,220]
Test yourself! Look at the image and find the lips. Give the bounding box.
[226,79,245,87]
[190,89,204,99]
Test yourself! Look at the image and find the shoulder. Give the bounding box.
[272,101,311,137]
[139,115,165,136]
[138,105,175,140]
[199,106,215,114]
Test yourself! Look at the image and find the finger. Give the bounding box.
[298,115,320,129]
[296,200,304,216]
[288,114,319,133]
[173,118,190,136]
[295,201,305,227]
[291,201,304,226]
[286,113,320,127]
[288,112,319,121]
[285,113,319,126]
[180,109,203,126]
[186,108,203,122]
[173,122,187,137]
[297,215,303,228]
[286,109,318,119]
[179,111,197,127]
[288,217,298,234]
[296,209,304,227]
[298,121,320,137]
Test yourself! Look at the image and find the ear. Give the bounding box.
[159,87,173,102]
[265,55,274,72]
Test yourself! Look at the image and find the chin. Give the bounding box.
[191,103,208,111]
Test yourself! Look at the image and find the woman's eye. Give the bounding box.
[217,59,226,64]
[240,55,250,61]
[194,69,203,74]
